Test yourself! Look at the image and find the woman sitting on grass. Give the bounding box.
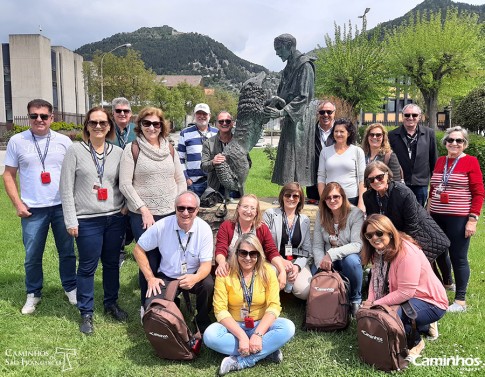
[204,234,295,376]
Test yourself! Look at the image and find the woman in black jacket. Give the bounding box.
[363,161,449,263]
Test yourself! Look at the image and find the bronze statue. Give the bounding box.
[264,34,317,186]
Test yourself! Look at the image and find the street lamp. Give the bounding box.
[358,8,371,32]
[100,43,132,106]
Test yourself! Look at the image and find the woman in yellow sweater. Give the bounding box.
[203,233,295,376]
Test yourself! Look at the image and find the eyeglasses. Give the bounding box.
[237,249,259,259]
[369,133,383,139]
[114,109,131,114]
[367,173,386,183]
[217,119,232,125]
[141,120,162,129]
[319,110,334,116]
[284,193,300,200]
[87,120,109,129]
[239,204,257,213]
[446,138,465,145]
[403,113,419,118]
[364,230,384,240]
[325,194,342,202]
[29,113,50,121]
[176,206,197,213]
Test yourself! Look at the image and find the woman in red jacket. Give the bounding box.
[429,126,484,313]
[215,194,287,289]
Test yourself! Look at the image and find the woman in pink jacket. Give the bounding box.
[361,214,448,361]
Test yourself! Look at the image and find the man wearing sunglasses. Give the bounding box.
[178,103,218,197]
[306,100,336,201]
[3,99,77,314]
[388,104,438,206]
[133,191,214,332]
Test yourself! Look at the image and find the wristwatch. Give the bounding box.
[469,214,479,221]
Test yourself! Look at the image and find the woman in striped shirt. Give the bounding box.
[429,126,484,313]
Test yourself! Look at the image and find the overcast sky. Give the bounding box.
[1,0,484,71]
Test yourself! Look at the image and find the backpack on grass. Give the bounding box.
[142,280,201,360]
[304,268,351,331]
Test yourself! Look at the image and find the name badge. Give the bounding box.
[240,306,249,320]
[285,244,293,257]
[181,262,188,274]
[97,188,108,201]
[40,172,51,184]
[440,192,449,204]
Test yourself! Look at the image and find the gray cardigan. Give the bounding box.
[262,207,312,271]
[312,205,364,268]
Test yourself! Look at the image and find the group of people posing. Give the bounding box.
[3,97,483,375]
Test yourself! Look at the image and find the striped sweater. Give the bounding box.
[429,155,484,216]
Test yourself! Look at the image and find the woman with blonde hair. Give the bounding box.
[204,234,295,376]
[361,123,402,181]
[361,214,448,360]
[215,194,287,289]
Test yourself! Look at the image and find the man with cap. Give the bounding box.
[178,103,218,197]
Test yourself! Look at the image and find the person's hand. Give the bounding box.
[212,153,226,165]
[237,334,250,357]
[358,202,366,213]
[361,300,373,308]
[146,277,165,297]
[287,264,299,283]
[465,219,477,238]
[141,208,156,230]
[67,227,78,238]
[120,206,129,215]
[278,271,287,290]
[319,254,333,271]
[16,202,32,218]
[186,178,193,186]
[215,261,230,277]
[263,107,284,119]
[249,333,263,354]
[177,274,198,290]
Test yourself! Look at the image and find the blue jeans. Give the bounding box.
[188,178,207,197]
[408,185,429,207]
[203,318,295,369]
[21,204,76,296]
[397,298,446,347]
[75,213,125,316]
[312,253,363,303]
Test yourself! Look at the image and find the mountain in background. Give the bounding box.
[75,25,269,90]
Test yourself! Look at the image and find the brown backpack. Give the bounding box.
[304,268,351,331]
[142,280,201,360]
[356,304,410,371]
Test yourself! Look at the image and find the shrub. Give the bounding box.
[263,145,277,174]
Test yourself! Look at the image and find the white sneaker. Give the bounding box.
[140,306,145,325]
[21,293,41,314]
[65,289,77,305]
[447,302,466,313]
[219,356,240,376]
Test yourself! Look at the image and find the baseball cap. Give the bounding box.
[193,103,211,114]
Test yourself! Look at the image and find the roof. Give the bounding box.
[155,75,203,87]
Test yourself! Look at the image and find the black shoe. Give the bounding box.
[80,314,93,334]
[104,303,128,322]
[351,303,360,318]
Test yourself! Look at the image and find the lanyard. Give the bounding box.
[197,128,212,142]
[405,132,418,159]
[376,192,387,215]
[31,130,51,172]
[115,124,130,149]
[239,269,256,313]
[283,212,297,245]
[177,230,193,259]
[441,155,462,189]
[89,142,107,186]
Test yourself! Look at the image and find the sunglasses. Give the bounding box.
[141,120,162,129]
[114,109,131,114]
[367,173,386,183]
[237,249,259,259]
[87,120,109,128]
[29,113,50,121]
[446,138,465,144]
[369,133,383,139]
[364,230,384,240]
[218,119,232,125]
[284,193,300,199]
[325,194,342,202]
[319,110,334,116]
[176,206,197,213]
[403,113,419,118]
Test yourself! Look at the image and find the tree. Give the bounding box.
[386,9,485,129]
[204,89,238,120]
[87,49,156,107]
[315,21,390,118]
[151,84,186,128]
[454,83,485,133]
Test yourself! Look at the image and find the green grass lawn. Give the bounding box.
[1,149,484,376]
